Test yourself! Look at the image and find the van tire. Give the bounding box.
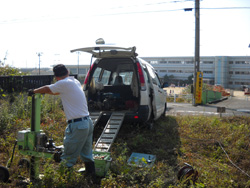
[147,120,154,130]
[163,103,167,117]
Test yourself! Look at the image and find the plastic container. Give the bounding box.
[93,151,112,177]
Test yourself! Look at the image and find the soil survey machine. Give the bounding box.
[0,93,113,183]
[0,94,63,183]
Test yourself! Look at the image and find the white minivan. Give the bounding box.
[71,45,167,126]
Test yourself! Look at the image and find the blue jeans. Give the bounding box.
[61,117,94,167]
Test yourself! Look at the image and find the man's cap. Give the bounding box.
[53,64,68,77]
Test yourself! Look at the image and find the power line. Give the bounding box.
[97,6,250,16]
[201,7,250,10]
[109,0,193,10]
[1,5,249,24]
[97,8,186,16]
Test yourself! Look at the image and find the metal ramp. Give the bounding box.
[90,112,102,127]
[94,112,125,152]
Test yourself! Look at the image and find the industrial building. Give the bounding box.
[141,56,250,89]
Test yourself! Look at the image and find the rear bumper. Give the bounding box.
[124,105,149,123]
[92,105,150,124]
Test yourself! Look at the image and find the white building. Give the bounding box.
[141,56,250,89]
[64,64,90,77]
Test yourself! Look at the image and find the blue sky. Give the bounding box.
[0,0,250,68]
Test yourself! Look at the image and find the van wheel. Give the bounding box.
[145,119,154,130]
[163,103,167,117]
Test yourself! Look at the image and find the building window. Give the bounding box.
[79,68,87,74]
[235,81,250,85]
[235,71,250,75]
[159,61,167,64]
[167,70,183,73]
[159,70,167,72]
[185,61,193,64]
[229,61,233,64]
[203,61,213,64]
[235,61,245,64]
[203,71,213,74]
[229,71,233,74]
[229,81,233,85]
[70,68,77,74]
[150,61,158,64]
[168,61,181,64]
[185,70,193,73]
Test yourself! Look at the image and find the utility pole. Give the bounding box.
[193,0,200,106]
[36,52,43,75]
[77,51,81,75]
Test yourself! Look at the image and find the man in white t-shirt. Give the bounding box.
[29,64,95,179]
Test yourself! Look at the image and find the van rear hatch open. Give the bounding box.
[71,46,137,58]
[86,58,140,113]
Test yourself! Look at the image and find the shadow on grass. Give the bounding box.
[114,115,181,168]
[94,115,181,167]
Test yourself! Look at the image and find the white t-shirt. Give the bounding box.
[49,76,89,120]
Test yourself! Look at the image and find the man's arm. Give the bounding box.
[34,86,60,95]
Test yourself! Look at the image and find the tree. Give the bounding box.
[163,74,174,83]
[187,74,193,84]
[0,64,26,76]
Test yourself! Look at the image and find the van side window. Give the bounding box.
[92,67,101,82]
[101,70,111,85]
[93,67,111,85]
[119,72,133,85]
[143,67,150,84]
[146,66,159,86]
[155,72,162,88]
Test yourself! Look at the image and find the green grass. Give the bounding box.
[0,94,250,187]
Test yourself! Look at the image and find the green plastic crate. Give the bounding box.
[93,151,112,177]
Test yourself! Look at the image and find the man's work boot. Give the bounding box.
[84,161,96,183]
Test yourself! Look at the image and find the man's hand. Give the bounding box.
[28,89,35,96]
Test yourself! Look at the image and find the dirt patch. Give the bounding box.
[163,87,185,95]
[232,90,244,97]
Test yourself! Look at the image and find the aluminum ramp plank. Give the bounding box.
[90,112,102,127]
[94,112,125,152]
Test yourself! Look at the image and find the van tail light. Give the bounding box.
[83,64,94,90]
[136,62,146,91]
